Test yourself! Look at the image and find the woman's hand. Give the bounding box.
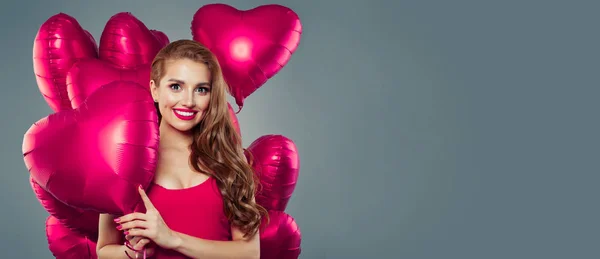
[125,235,155,258]
[116,186,180,250]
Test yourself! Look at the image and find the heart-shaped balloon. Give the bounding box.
[23,80,159,215]
[67,59,151,108]
[247,135,299,211]
[260,210,302,259]
[100,12,169,69]
[33,13,98,112]
[65,12,169,108]
[191,4,302,111]
[33,12,169,112]
[46,216,97,259]
[30,177,98,239]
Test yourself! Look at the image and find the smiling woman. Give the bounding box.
[95,39,267,259]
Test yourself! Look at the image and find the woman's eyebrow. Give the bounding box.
[167,78,185,84]
[168,78,211,88]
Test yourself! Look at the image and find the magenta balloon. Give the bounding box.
[23,81,159,215]
[191,4,302,111]
[46,216,97,259]
[32,13,98,112]
[30,177,99,239]
[247,135,300,211]
[67,59,151,109]
[100,12,169,69]
[260,210,302,259]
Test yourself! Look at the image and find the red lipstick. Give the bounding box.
[172,108,198,121]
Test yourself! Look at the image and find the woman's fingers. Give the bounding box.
[125,227,148,238]
[119,220,149,231]
[116,212,147,224]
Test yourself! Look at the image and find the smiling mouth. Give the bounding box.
[175,110,195,116]
[173,109,198,120]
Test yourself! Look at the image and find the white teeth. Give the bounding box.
[175,110,195,116]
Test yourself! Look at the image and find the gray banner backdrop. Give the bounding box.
[0,0,598,258]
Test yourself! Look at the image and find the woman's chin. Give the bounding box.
[173,124,196,133]
[163,119,198,133]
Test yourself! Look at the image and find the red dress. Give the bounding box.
[142,177,232,258]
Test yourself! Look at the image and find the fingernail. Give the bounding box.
[114,218,120,223]
[124,231,129,235]
[116,225,122,230]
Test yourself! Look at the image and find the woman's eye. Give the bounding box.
[195,87,209,93]
[170,84,181,90]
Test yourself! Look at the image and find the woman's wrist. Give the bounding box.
[167,230,184,250]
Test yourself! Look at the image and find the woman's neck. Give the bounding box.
[154,122,206,186]
[158,121,193,151]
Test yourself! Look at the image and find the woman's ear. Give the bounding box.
[150,80,158,101]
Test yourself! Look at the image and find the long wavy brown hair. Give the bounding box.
[150,39,268,238]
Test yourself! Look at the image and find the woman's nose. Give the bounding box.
[181,91,195,107]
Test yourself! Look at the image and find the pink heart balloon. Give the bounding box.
[100,12,169,69]
[191,4,302,111]
[247,135,300,211]
[67,59,151,109]
[22,81,159,215]
[33,13,98,112]
[46,216,97,259]
[30,177,98,239]
[65,12,169,109]
[260,210,302,259]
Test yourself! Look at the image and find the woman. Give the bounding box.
[96,39,268,259]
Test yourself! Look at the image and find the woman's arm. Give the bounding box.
[170,226,260,259]
[96,213,150,259]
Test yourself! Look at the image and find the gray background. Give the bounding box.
[0,0,598,258]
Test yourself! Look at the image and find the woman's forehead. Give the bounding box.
[162,59,211,83]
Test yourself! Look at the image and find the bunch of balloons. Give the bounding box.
[23,4,302,259]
